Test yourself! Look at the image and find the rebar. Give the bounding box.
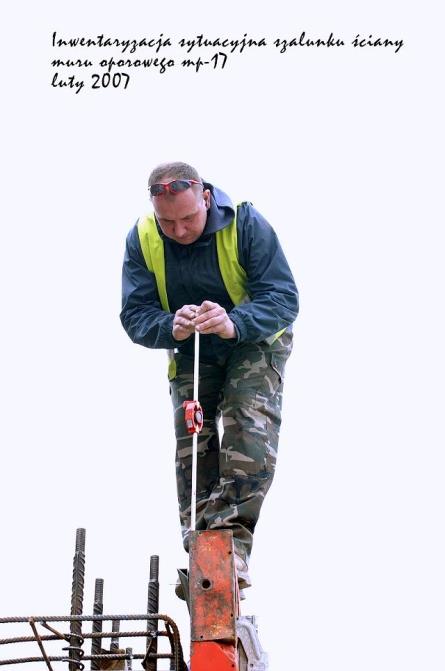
[146,555,159,671]
[1,630,168,646]
[90,579,103,670]
[0,528,186,669]
[28,619,54,671]
[110,619,120,652]
[0,614,184,669]
[69,528,86,671]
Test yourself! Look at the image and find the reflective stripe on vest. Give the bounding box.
[137,205,285,376]
[137,215,171,312]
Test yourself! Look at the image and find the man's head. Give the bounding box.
[148,162,211,245]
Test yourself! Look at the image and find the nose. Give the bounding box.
[173,222,188,239]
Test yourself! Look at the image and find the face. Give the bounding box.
[152,185,210,245]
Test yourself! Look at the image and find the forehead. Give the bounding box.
[153,187,200,219]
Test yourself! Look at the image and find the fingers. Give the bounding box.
[172,326,192,341]
[194,302,223,327]
[194,302,236,339]
[172,302,236,341]
[177,304,199,320]
[172,304,198,341]
[195,309,225,332]
[196,300,217,314]
[174,314,194,329]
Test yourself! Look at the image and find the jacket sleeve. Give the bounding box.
[120,223,178,349]
[228,203,299,343]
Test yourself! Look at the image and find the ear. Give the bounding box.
[203,189,211,209]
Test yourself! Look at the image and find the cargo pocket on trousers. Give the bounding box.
[270,352,286,385]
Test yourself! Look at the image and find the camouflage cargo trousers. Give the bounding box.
[169,330,293,562]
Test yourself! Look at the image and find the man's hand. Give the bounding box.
[194,301,236,339]
[172,304,199,341]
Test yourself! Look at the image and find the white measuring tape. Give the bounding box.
[190,329,200,532]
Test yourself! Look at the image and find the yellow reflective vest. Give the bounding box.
[137,206,285,377]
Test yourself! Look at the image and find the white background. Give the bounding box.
[1,1,444,669]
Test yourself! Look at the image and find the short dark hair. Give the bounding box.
[148,161,201,186]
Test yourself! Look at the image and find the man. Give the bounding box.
[121,162,298,595]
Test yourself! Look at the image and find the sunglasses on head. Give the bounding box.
[149,179,203,197]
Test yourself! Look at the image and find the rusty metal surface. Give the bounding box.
[191,641,238,670]
[189,530,237,643]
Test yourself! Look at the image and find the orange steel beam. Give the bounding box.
[189,530,239,671]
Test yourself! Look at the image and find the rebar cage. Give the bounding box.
[0,529,186,671]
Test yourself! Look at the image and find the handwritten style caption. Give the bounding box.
[50,31,405,94]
